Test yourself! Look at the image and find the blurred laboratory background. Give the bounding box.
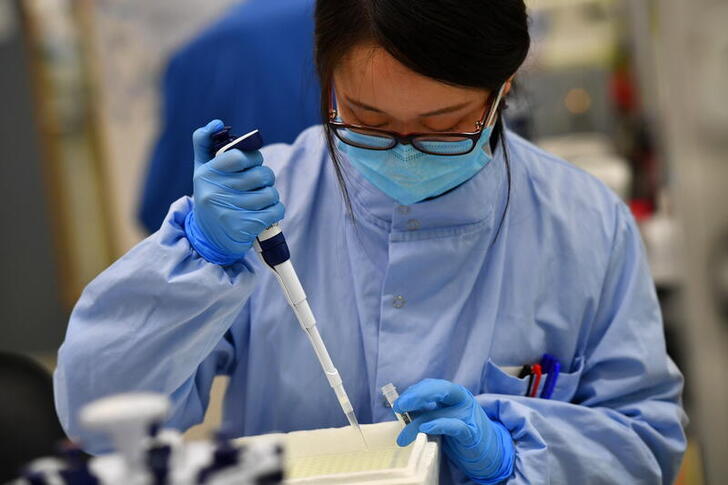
[0,0,726,482]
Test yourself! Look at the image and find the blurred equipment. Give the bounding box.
[655,0,728,483]
[640,191,681,287]
[79,393,172,477]
[17,0,117,305]
[139,0,319,233]
[710,230,728,320]
[13,393,284,485]
[0,352,66,482]
[518,0,661,208]
[537,133,632,200]
[0,0,69,354]
[519,0,620,139]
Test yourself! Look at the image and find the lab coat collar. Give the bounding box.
[341,136,508,239]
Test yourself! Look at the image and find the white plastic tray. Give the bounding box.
[236,421,439,484]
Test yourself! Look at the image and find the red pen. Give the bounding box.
[529,364,543,398]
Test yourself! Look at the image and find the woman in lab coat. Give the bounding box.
[55,0,687,483]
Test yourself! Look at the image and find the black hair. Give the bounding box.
[314,0,530,229]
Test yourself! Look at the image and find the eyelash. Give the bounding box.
[352,113,459,133]
[349,113,386,128]
[427,123,459,133]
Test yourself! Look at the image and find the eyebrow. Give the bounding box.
[344,95,474,117]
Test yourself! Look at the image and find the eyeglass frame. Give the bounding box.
[327,83,506,156]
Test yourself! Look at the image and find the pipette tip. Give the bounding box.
[346,411,369,450]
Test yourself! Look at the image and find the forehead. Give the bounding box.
[333,44,486,114]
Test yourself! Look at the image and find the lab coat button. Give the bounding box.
[406,219,420,231]
[393,295,406,308]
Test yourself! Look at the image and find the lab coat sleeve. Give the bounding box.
[474,205,687,484]
[54,197,256,452]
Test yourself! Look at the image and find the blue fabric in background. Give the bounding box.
[139,0,319,233]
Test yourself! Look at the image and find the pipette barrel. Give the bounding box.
[255,225,362,432]
[213,128,363,439]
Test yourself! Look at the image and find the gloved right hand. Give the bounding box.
[394,379,515,484]
[184,119,285,266]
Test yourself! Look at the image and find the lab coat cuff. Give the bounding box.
[467,420,516,484]
[183,210,247,266]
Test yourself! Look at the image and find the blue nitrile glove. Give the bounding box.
[184,119,285,266]
[394,379,515,484]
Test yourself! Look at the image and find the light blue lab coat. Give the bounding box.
[54,126,687,484]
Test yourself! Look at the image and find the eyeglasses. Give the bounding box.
[327,84,505,156]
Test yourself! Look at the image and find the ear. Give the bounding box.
[503,77,515,96]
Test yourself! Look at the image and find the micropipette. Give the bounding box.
[210,127,365,443]
[254,225,363,434]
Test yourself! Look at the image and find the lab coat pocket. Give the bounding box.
[482,356,585,402]
[482,359,530,396]
[548,355,585,402]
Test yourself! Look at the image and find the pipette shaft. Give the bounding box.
[210,128,364,443]
[254,225,364,442]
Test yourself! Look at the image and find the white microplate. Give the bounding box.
[288,446,411,478]
[286,423,410,479]
[236,421,439,484]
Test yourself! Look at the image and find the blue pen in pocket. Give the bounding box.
[539,354,561,399]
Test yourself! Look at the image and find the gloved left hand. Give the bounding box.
[394,379,515,484]
[184,119,285,266]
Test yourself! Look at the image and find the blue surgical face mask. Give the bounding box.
[336,127,495,206]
